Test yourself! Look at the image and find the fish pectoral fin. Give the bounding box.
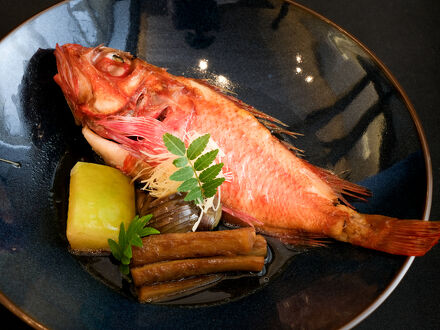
[82,126,152,179]
[221,205,264,227]
[95,115,170,156]
[256,225,329,248]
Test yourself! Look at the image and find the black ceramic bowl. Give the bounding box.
[0,1,431,329]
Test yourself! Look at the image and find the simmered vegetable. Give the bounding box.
[131,227,257,266]
[137,275,223,303]
[130,228,267,299]
[67,162,135,252]
[131,255,265,287]
[137,192,222,233]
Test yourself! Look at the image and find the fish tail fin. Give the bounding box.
[341,212,440,256]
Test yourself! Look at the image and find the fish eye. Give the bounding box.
[106,52,126,63]
[112,54,124,63]
[93,49,133,77]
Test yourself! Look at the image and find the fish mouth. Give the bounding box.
[53,44,94,122]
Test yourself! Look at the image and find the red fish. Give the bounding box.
[54,43,440,256]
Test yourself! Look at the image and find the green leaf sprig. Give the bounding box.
[108,214,159,275]
[163,133,225,205]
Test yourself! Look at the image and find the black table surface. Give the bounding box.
[0,0,439,329]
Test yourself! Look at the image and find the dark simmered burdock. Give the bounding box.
[131,227,257,266]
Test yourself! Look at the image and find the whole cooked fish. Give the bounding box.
[54,44,440,256]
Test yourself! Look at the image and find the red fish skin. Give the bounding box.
[54,44,440,256]
[176,78,346,236]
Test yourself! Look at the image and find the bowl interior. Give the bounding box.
[0,1,428,329]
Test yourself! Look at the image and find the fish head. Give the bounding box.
[54,43,197,137]
[54,44,145,124]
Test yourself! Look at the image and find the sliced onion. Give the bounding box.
[137,191,221,233]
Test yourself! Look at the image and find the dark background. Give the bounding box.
[0,0,439,329]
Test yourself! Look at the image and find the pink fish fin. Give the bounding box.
[301,160,371,207]
[95,115,171,159]
[221,207,328,248]
[280,139,304,155]
[221,205,264,227]
[82,126,152,179]
[256,225,329,248]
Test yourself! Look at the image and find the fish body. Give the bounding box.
[54,44,440,255]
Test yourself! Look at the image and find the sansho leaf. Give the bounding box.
[187,134,210,160]
[194,149,219,171]
[177,178,198,192]
[163,133,186,156]
[199,163,224,183]
[169,166,194,181]
[202,177,226,198]
[163,132,226,205]
[173,157,188,168]
[184,186,203,203]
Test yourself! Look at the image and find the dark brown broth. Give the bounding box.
[52,150,305,306]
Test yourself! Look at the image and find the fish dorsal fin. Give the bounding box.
[301,162,371,207]
[193,78,303,154]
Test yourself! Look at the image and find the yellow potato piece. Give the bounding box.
[67,162,135,252]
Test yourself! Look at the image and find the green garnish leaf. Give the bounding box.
[141,214,153,224]
[199,163,224,183]
[140,227,160,237]
[169,166,193,181]
[164,133,225,206]
[121,255,131,265]
[118,222,126,249]
[120,264,129,275]
[130,235,143,248]
[163,133,186,156]
[194,149,219,171]
[108,214,159,276]
[107,239,121,260]
[177,178,198,192]
[187,134,210,160]
[184,186,203,203]
[202,177,226,198]
[173,157,188,168]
